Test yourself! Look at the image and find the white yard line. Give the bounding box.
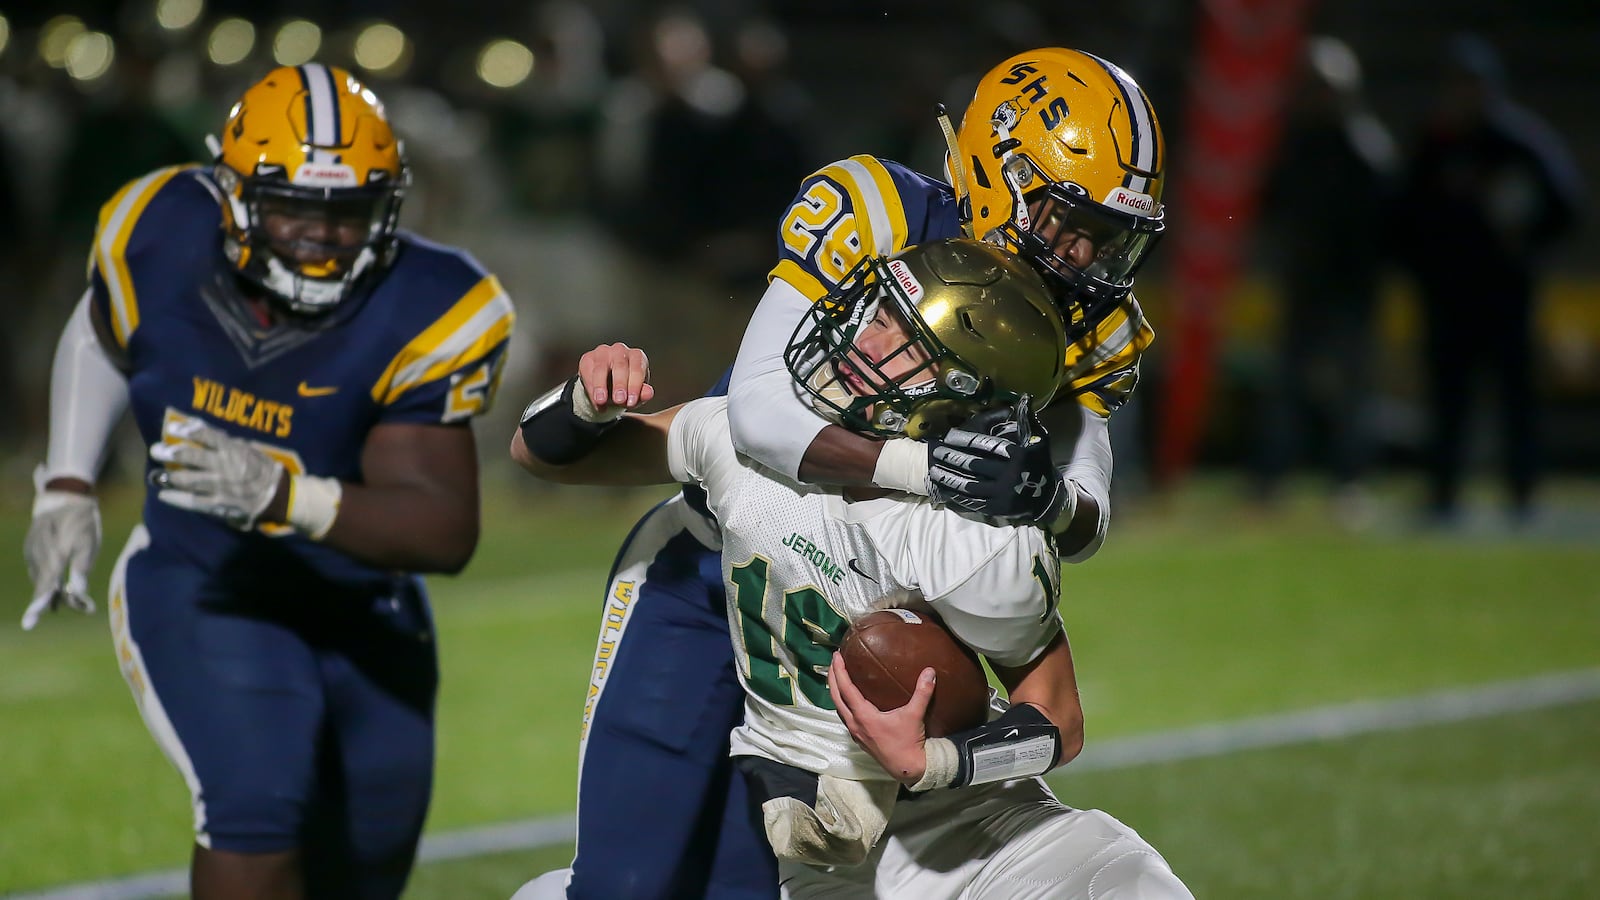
[10,668,1600,900]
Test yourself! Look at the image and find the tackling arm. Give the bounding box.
[728,277,930,492]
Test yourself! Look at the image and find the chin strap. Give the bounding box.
[935,104,976,240]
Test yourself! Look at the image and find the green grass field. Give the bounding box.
[1,475,1597,898]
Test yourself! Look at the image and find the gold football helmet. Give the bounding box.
[953,48,1166,339]
[785,238,1068,440]
[213,63,408,314]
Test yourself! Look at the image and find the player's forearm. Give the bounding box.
[795,424,887,484]
[511,411,677,486]
[992,634,1086,770]
[309,483,479,573]
[1055,406,1113,562]
[44,293,130,485]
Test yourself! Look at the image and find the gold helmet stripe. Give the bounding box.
[298,63,341,148]
[1081,52,1160,192]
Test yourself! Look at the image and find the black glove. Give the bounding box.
[926,395,1070,525]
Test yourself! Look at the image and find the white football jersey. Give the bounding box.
[668,397,1062,781]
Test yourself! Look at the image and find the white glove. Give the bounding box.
[760,774,898,867]
[22,467,101,631]
[149,415,284,531]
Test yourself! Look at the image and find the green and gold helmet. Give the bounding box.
[785,238,1068,440]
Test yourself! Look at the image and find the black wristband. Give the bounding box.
[518,376,621,465]
[946,702,1061,787]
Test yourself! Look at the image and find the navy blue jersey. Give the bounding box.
[768,155,961,303]
[90,165,514,592]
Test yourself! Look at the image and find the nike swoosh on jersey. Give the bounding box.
[846,558,877,582]
[297,382,339,397]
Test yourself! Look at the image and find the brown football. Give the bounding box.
[838,607,990,738]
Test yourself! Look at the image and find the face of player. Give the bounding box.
[837,301,934,397]
[1027,194,1105,271]
[257,193,377,273]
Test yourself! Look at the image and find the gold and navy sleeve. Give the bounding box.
[767,155,919,302]
[1063,295,1156,418]
[369,274,516,424]
[86,165,196,351]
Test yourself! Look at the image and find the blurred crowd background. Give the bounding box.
[0,0,1595,528]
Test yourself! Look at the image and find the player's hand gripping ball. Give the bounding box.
[838,608,989,737]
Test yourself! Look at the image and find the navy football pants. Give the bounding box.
[566,497,777,899]
[111,525,437,900]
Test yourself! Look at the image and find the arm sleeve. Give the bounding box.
[667,397,741,491]
[45,291,130,483]
[1060,404,1113,564]
[727,276,829,480]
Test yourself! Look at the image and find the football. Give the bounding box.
[838,607,990,738]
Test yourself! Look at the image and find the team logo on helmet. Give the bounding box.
[993,99,1024,131]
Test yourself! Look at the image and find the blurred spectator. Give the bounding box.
[1394,34,1583,526]
[52,51,198,248]
[1251,36,1396,525]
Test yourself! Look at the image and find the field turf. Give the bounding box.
[1,476,1596,897]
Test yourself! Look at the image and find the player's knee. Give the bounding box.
[512,869,571,900]
[1090,849,1194,900]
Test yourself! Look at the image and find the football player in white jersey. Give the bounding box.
[534,48,1171,899]
[512,238,1191,899]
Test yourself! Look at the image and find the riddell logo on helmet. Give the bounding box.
[1103,188,1156,215]
[886,260,923,301]
[292,163,358,188]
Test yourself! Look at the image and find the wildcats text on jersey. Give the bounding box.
[191,376,294,438]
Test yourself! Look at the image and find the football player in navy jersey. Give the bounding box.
[519,49,1166,899]
[21,65,515,899]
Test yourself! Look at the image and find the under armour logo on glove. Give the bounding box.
[926,395,1070,525]
[1015,472,1051,499]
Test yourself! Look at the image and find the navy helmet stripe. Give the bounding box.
[298,63,339,147]
[1083,53,1157,192]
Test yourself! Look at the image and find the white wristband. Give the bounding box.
[871,437,930,496]
[286,474,342,540]
[572,375,625,424]
[1048,471,1081,534]
[910,737,958,792]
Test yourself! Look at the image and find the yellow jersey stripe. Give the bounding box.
[769,258,830,302]
[814,162,874,256]
[96,166,190,348]
[370,275,516,404]
[846,155,910,254]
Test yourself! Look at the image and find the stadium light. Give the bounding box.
[39,15,85,68]
[353,22,408,75]
[155,0,204,32]
[65,30,115,82]
[273,19,321,66]
[208,17,255,66]
[0,14,10,61]
[477,38,535,89]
